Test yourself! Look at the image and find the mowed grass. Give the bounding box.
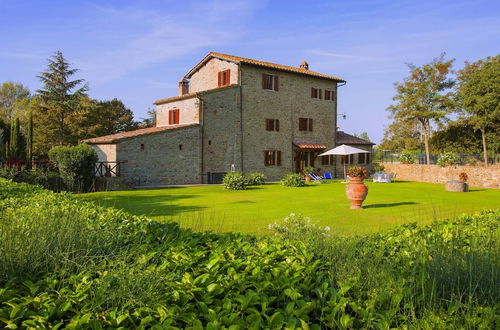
[79,180,500,235]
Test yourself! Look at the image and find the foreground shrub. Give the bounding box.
[0,167,66,192]
[268,213,330,244]
[245,172,266,185]
[222,171,246,190]
[48,144,98,192]
[281,173,306,187]
[399,150,416,164]
[437,151,458,167]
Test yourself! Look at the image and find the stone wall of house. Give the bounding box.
[116,126,201,186]
[380,163,500,189]
[189,58,239,93]
[199,86,242,182]
[240,64,338,181]
[156,97,199,127]
[90,144,116,162]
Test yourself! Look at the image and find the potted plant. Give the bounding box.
[345,166,368,209]
[302,166,316,182]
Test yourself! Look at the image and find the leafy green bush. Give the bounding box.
[437,151,458,167]
[268,213,330,244]
[49,144,98,192]
[372,163,385,172]
[399,150,416,164]
[302,166,317,175]
[0,167,66,192]
[245,172,266,185]
[222,171,247,190]
[281,173,306,187]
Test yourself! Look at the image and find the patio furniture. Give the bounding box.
[324,172,333,180]
[319,144,371,180]
[309,173,322,182]
[373,172,391,183]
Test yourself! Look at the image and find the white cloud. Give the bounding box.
[77,0,265,85]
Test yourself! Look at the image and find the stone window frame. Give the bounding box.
[168,109,180,125]
[218,69,231,87]
[262,73,279,91]
[321,155,335,165]
[265,119,280,131]
[298,118,313,132]
[324,89,336,101]
[264,150,282,166]
[311,87,322,99]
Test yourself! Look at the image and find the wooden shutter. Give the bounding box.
[277,151,281,166]
[168,110,173,125]
[308,118,313,131]
[275,119,279,131]
[225,69,230,85]
[265,119,272,131]
[319,89,322,99]
[311,88,315,98]
[262,74,267,89]
[264,151,269,166]
[218,72,222,87]
[174,109,180,124]
[274,76,279,91]
[298,118,304,131]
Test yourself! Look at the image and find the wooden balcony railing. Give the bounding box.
[95,161,126,177]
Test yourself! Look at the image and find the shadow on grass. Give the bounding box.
[364,202,418,208]
[87,193,206,217]
[231,200,256,204]
[467,188,487,193]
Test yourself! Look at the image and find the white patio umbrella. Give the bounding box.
[319,144,370,179]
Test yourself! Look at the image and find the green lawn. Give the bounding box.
[79,180,500,235]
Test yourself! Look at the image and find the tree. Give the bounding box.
[379,118,421,152]
[7,118,21,160]
[456,55,500,166]
[26,109,33,168]
[354,132,370,141]
[139,108,156,128]
[36,51,87,150]
[0,81,30,122]
[387,54,455,164]
[430,120,483,154]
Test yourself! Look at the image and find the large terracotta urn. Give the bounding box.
[345,177,369,209]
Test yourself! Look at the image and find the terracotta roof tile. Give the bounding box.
[185,52,345,82]
[293,141,327,149]
[154,84,238,105]
[82,124,199,144]
[336,131,375,145]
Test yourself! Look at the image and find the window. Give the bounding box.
[262,73,279,91]
[218,69,230,87]
[349,154,354,164]
[168,109,180,124]
[311,88,322,99]
[179,144,183,150]
[324,90,335,101]
[265,119,280,131]
[264,150,282,166]
[321,155,335,165]
[298,118,313,131]
[140,144,144,150]
[358,153,365,164]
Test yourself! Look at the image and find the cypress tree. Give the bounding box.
[27,110,33,168]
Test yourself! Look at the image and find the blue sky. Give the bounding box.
[1,0,499,143]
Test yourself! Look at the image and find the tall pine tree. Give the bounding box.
[36,51,87,152]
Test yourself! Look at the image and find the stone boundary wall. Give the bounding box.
[380,163,500,189]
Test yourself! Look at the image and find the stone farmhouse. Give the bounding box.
[84,52,374,186]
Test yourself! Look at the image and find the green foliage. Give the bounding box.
[281,173,306,187]
[48,144,97,191]
[245,172,266,185]
[456,55,500,165]
[387,54,455,163]
[0,81,30,122]
[0,180,498,328]
[379,118,420,152]
[372,163,385,172]
[399,150,416,164]
[222,171,247,190]
[302,166,317,174]
[437,151,458,167]
[0,167,65,192]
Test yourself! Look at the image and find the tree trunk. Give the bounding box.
[422,122,431,165]
[481,128,488,166]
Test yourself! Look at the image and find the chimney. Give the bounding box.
[178,79,189,95]
[299,61,309,70]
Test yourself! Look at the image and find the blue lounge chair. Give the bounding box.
[309,173,322,181]
[324,172,333,180]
